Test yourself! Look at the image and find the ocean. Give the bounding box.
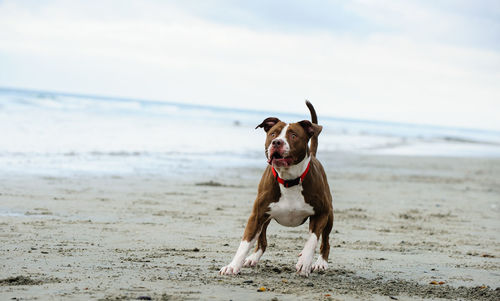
[1,87,499,176]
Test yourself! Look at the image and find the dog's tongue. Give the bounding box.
[271,158,293,167]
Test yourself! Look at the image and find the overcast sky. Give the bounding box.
[1,0,499,130]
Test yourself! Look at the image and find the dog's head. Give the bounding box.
[256,117,321,168]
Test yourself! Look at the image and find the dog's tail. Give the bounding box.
[305,100,321,157]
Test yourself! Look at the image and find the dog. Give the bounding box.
[219,101,334,277]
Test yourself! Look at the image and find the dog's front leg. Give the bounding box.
[220,212,269,275]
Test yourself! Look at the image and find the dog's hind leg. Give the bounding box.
[296,212,331,277]
[244,219,271,267]
[312,211,333,272]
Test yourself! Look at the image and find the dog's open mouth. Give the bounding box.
[268,152,293,167]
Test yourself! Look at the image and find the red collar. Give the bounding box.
[272,161,310,188]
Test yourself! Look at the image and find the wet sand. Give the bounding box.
[1,152,499,300]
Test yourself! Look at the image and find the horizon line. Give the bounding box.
[1,86,498,134]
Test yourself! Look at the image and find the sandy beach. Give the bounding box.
[1,152,499,300]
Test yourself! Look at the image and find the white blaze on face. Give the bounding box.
[267,123,290,160]
[276,124,290,144]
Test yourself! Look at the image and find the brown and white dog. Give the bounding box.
[220,101,334,277]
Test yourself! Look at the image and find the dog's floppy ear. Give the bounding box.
[298,120,322,138]
[256,117,281,132]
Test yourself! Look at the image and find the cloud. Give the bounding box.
[165,0,380,35]
[345,0,500,50]
[0,0,499,130]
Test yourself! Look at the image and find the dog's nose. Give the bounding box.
[272,139,283,147]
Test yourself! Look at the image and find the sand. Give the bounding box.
[1,152,499,300]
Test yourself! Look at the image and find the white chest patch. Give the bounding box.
[268,185,315,227]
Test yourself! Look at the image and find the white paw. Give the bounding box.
[243,250,263,267]
[219,262,242,275]
[295,252,314,277]
[312,256,328,272]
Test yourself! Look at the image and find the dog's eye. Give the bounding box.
[291,133,296,139]
[271,133,276,137]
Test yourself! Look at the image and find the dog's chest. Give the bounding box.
[268,185,315,227]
